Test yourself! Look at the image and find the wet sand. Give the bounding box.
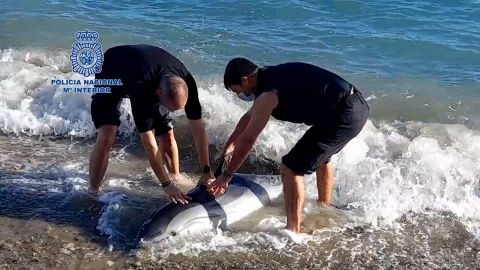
[0,216,309,270]
[0,133,289,270]
[2,214,479,270]
[1,134,480,270]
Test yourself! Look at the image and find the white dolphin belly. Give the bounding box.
[136,173,282,242]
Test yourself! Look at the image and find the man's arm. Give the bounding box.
[183,73,209,167]
[140,130,191,204]
[189,119,210,168]
[207,92,278,195]
[183,73,215,184]
[189,119,217,186]
[224,92,278,174]
[223,109,253,156]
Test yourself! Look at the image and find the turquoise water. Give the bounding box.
[1,0,479,125]
[1,0,478,80]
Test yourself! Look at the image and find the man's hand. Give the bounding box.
[163,184,192,204]
[207,174,232,195]
[197,171,215,187]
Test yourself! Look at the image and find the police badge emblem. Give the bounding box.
[70,30,104,77]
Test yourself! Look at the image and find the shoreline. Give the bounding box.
[0,217,303,270]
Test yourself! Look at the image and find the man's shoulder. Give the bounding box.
[107,44,166,53]
[124,44,192,76]
[264,62,347,84]
[106,44,182,63]
[255,90,279,108]
[260,62,328,81]
[260,62,322,84]
[106,44,158,54]
[264,62,321,70]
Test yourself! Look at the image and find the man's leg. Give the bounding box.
[281,122,336,232]
[89,125,117,192]
[281,163,305,233]
[89,90,123,192]
[157,129,180,178]
[316,162,334,205]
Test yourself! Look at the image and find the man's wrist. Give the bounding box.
[222,169,234,179]
[200,164,211,174]
[161,180,172,188]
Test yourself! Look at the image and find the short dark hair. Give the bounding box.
[223,57,259,89]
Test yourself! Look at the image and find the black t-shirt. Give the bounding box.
[98,44,202,131]
[256,62,353,125]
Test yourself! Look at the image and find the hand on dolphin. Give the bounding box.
[164,184,192,204]
[197,171,216,187]
[207,174,231,195]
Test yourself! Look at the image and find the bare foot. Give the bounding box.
[278,228,305,244]
[317,200,330,208]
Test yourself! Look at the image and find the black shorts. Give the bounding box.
[90,91,175,136]
[282,88,369,175]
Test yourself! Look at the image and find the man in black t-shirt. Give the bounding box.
[208,58,369,232]
[89,44,215,204]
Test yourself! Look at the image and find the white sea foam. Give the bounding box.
[0,48,135,137]
[132,116,480,259]
[1,48,480,261]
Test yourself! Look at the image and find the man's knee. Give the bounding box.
[317,161,331,171]
[281,163,304,180]
[95,125,117,150]
[316,162,333,181]
[281,153,314,176]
